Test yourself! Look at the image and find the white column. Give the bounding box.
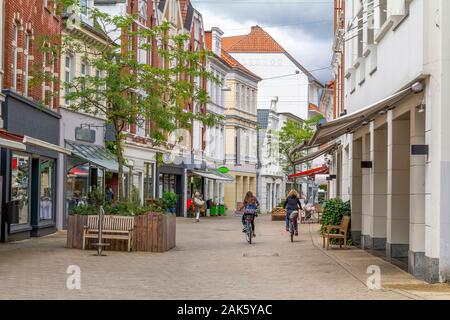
[361,133,372,249]
[387,109,410,258]
[350,137,363,245]
[370,123,388,250]
[409,107,426,277]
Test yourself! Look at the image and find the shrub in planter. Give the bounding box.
[320,198,352,245]
[163,192,178,214]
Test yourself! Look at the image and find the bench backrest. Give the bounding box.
[340,216,350,234]
[86,215,134,231]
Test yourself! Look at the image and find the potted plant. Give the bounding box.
[163,192,178,214]
[210,201,218,216]
[218,203,225,216]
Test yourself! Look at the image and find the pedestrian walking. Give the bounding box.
[193,192,205,222]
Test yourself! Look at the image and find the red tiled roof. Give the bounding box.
[222,35,246,51]
[222,26,286,53]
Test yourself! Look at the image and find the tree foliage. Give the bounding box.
[32,1,222,200]
[279,115,324,175]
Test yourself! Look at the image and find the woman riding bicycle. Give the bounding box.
[240,191,259,237]
[283,189,303,236]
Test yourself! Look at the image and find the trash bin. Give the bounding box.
[210,206,218,216]
[218,205,225,216]
[6,200,20,225]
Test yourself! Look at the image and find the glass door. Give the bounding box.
[11,153,31,226]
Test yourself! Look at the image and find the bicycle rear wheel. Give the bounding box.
[290,221,294,242]
[246,223,253,244]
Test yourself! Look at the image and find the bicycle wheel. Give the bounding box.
[290,221,294,243]
[246,222,252,244]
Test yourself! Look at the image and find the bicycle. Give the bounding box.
[289,210,299,243]
[243,211,256,244]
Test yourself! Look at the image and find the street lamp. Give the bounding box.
[261,70,300,81]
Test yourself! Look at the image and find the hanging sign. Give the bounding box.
[217,167,230,174]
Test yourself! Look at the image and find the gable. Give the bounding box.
[222,26,285,53]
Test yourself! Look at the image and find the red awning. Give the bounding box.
[288,166,329,179]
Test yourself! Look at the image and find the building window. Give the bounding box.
[49,52,55,109]
[241,85,245,109]
[139,0,148,22]
[39,159,55,221]
[11,153,31,226]
[12,23,18,90]
[80,0,88,14]
[42,49,47,104]
[144,163,154,200]
[246,87,250,112]
[65,55,74,105]
[81,61,89,103]
[236,84,240,108]
[24,32,31,96]
[252,90,256,113]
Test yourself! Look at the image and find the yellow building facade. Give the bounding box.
[221,51,261,211]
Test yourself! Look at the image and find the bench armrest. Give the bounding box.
[326,225,341,232]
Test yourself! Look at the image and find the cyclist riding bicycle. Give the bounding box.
[283,189,303,236]
[240,191,259,237]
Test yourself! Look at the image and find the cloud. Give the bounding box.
[193,0,334,83]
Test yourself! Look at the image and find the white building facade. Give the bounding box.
[323,0,450,283]
[223,26,323,120]
[203,27,230,206]
[257,99,285,213]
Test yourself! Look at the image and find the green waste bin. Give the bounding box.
[218,205,225,216]
[210,206,218,216]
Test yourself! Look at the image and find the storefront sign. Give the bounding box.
[217,167,230,174]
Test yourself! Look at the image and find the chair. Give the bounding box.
[322,216,350,250]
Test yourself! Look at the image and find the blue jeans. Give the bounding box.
[286,210,298,230]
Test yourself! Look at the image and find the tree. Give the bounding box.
[33,2,221,200]
[279,115,324,176]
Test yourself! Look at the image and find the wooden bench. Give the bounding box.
[315,204,324,224]
[322,216,350,250]
[83,215,135,252]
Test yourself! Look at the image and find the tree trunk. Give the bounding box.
[115,125,125,201]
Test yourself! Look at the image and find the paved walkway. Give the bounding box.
[0,214,449,300]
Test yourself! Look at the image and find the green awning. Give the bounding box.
[65,140,128,173]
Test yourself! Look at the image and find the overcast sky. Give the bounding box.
[191,0,335,84]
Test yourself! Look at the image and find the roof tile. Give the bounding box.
[222,26,286,53]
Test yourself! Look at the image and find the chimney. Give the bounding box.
[211,27,224,56]
[270,96,278,112]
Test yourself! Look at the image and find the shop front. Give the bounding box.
[158,164,185,217]
[1,91,70,242]
[64,140,127,221]
[123,140,157,206]
[188,170,234,216]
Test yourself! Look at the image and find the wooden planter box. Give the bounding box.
[271,207,286,221]
[66,213,176,253]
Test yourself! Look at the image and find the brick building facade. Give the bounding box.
[3,0,62,109]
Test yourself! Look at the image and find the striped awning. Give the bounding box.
[293,143,340,165]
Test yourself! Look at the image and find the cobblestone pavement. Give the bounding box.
[1,214,449,300]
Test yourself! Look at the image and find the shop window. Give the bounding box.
[66,160,90,214]
[144,163,154,200]
[11,153,31,225]
[39,159,55,221]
